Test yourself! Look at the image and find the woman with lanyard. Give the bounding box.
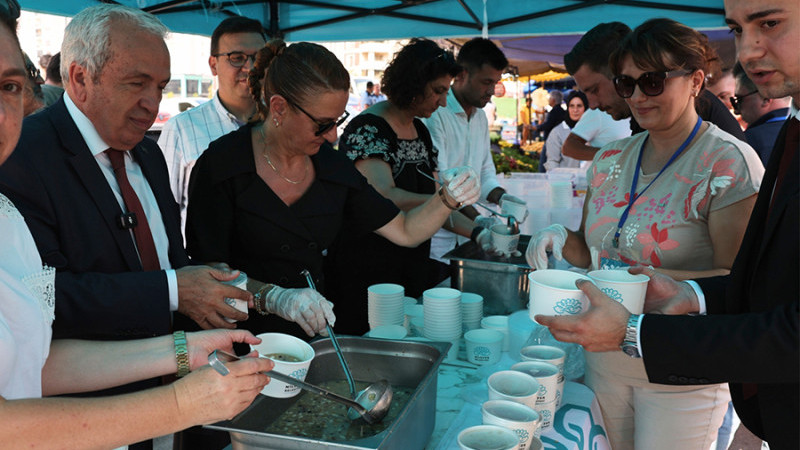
[525,19,764,450]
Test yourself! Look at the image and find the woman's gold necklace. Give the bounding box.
[258,125,308,185]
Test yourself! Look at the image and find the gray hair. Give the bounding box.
[61,4,168,83]
[549,90,563,104]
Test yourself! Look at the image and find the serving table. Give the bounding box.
[427,352,610,450]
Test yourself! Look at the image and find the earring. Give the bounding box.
[691,91,698,98]
[273,117,280,127]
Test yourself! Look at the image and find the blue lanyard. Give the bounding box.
[765,115,789,124]
[612,116,703,248]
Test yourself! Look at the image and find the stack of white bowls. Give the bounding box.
[367,283,405,330]
[461,292,484,332]
[422,287,463,342]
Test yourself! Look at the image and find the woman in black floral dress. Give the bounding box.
[326,39,465,334]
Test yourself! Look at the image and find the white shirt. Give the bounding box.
[0,194,53,399]
[157,92,246,232]
[544,121,582,171]
[571,108,631,148]
[422,89,503,261]
[64,94,178,310]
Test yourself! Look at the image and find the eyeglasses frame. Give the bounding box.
[730,90,760,112]
[613,69,693,99]
[286,99,350,136]
[212,51,258,68]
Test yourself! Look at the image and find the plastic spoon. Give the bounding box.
[208,350,393,424]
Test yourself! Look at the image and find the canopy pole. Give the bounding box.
[481,0,488,38]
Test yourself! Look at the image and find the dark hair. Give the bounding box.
[46,52,62,84]
[457,37,507,72]
[0,0,19,33]
[609,18,714,91]
[564,90,588,128]
[381,38,460,110]
[366,81,374,89]
[564,22,631,77]
[732,62,756,92]
[210,16,265,55]
[249,39,349,120]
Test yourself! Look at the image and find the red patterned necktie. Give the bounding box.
[106,149,161,271]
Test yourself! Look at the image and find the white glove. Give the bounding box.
[474,228,494,253]
[525,224,568,270]
[441,166,481,207]
[500,193,529,222]
[265,286,336,337]
[474,215,500,230]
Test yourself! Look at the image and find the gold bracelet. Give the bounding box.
[254,284,274,316]
[173,330,190,378]
[438,187,462,210]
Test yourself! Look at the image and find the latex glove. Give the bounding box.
[525,224,568,270]
[500,193,529,222]
[441,166,481,207]
[474,214,500,230]
[475,227,521,258]
[264,286,336,337]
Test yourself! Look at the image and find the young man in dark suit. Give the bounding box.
[535,1,799,448]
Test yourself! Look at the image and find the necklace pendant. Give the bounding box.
[612,236,619,248]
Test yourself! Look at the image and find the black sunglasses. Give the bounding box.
[613,69,692,98]
[288,100,350,136]
[212,51,257,68]
[0,0,20,21]
[730,90,759,112]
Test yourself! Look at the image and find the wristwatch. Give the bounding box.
[620,314,642,358]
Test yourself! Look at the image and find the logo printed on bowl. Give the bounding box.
[553,298,583,314]
[602,287,624,303]
[515,429,530,443]
[474,346,491,360]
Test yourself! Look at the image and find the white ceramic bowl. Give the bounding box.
[528,269,591,319]
[464,329,504,365]
[487,370,540,409]
[457,424,520,450]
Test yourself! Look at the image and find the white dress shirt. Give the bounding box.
[423,89,503,261]
[157,92,246,232]
[64,93,178,310]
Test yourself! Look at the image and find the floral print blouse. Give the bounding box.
[584,123,764,270]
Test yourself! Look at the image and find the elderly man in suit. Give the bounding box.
[534,1,799,448]
[0,0,254,393]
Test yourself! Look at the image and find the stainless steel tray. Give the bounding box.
[207,337,450,449]
[444,235,533,315]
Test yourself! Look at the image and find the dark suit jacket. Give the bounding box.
[536,105,568,140]
[746,107,791,164]
[641,118,799,448]
[0,98,189,341]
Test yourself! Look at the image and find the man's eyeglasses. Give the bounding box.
[730,90,759,112]
[0,0,20,21]
[613,70,692,98]
[287,100,350,136]
[213,51,257,68]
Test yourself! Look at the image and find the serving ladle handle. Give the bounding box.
[300,269,357,399]
[208,350,376,423]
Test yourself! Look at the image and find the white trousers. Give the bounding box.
[585,351,730,450]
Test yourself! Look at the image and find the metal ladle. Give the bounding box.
[299,269,357,399]
[208,350,393,424]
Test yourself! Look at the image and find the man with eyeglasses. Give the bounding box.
[732,62,791,164]
[158,16,266,233]
[561,22,746,161]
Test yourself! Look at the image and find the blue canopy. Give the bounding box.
[20,0,729,42]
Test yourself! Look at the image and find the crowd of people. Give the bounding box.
[1,0,797,449]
